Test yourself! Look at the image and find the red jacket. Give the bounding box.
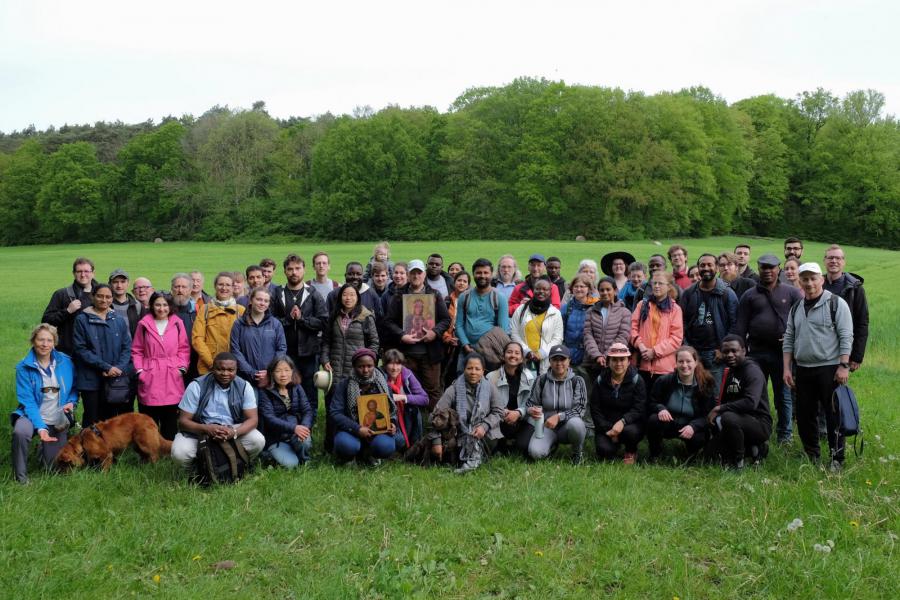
[508,279,562,316]
[673,270,692,290]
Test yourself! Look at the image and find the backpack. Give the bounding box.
[832,384,864,456]
[461,289,500,331]
[192,435,252,486]
[789,293,840,331]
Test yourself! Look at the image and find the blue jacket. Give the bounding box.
[229,312,288,383]
[73,308,133,391]
[258,384,313,445]
[13,349,78,431]
[561,299,592,365]
[679,279,738,351]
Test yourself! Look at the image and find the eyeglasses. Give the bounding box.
[134,286,152,291]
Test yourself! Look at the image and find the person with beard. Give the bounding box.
[492,255,523,300]
[679,253,738,395]
[707,335,772,470]
[42,257,100,356]
[192,272,245,375]
[325,261,384,322]
[384,259,451,408]
[328,349,400,464]
[732,254,803,445]
[779,237,804,284]
[108,268,142,337]
[171,273,199,383]
[734,244,758,282]
[271,253,327,420]
[508,254,562,316]
[424,254,454,302]
[510,278,564,375]
[717,252,755,299]
[457,259,510,358]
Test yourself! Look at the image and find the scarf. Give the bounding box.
[453,375,492,434]
[213,297,236,309]
[639,293,673,324]
[346,368,392,423]
[387,372,409,447]
[528,296,551,315]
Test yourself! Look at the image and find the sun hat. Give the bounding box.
[313,369,333,392]
[600,251,637,277]
[606,342,631,358]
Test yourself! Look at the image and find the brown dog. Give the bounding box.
[56,413,173,472]
[404,407,459,465]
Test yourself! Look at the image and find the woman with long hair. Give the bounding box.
[380,349,429,450]
[258,356,313,467]
[486,341,536,452]
[442,270,471,385]
[646,346,715,460]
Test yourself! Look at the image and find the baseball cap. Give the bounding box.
[528,253,546,263]
[548,344,570,359]
[798,262,822,275]
[108,268,129,282]
[407,259,425,272]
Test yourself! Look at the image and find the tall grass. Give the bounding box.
[1,238,897,598]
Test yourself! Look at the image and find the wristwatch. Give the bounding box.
[839,362,850,369]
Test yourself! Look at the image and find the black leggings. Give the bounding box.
[715,411,770,463]
[595,423,644,459]
[138,403,179,441]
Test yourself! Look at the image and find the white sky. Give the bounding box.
[1,0,898,132]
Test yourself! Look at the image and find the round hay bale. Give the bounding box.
[153,237,163,244]
[575,235,586,242]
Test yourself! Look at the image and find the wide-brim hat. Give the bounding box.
[600,251,636,277]
[313,369,333,392]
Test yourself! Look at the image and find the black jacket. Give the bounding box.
[113,293,143,338]
[41,280,99,355]
[272,283,328,358]
[649,372,715,432]
[258,384,313,445]
[824,272,869,364]
[719,358,772,430]
[679,280,738,351]
[732,282,803,352]
[385,284,451,364]
[727,277,756,300]
[590,366,647,431]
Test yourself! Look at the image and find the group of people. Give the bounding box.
[11,238,868,481]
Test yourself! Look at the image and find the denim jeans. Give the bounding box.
[749,348,792,440]
[268,437,312,468]
[699,349,724,399]
[333,431,397,459]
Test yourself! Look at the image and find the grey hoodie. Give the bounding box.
[782,290,853,367]
[526,368,587,424]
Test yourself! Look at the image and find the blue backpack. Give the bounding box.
[832,384,864,456]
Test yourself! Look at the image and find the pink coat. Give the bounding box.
[630,300,684,375]
[131,313,190,406]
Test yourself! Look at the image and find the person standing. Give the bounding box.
[546,256,567,300]
[229,287,287,391]
[493,255,522,300]
[456,259,510,359]
[271,253,328,418]
[630,271,684,391]
[779,238,804,284]
[734,244,758,282]
[823,244,868,372]
[384,259,451,408]
[717,252,756,299]
[189,271,210,310]
[679,253,738,392]
[310,251,340,301]
[326,262,384,321]
[509,279,564,376]
[72,284,133,427]
[42,257,99,356]
[131,292,190,440]
[783,262,854,470]
[732,254,803,444]
[192,272,245,375]
[171,273,199,381]
[424,253,454,301]
[108,268,142,337]
[132,277,154,312]
[259,257,278,296]
[668,244,692,290]
[508,254,563,316]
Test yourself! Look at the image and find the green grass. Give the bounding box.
[1,238,898,599]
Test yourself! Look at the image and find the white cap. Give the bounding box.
[798,262,822,275]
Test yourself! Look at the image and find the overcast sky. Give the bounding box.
[1,0,897,132]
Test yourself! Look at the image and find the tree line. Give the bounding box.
[1,79,897,248]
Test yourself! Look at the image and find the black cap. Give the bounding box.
[548,344,570,359]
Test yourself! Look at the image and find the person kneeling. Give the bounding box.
[258,356,313,467]
[434,353,505,474]
[646,346,715,461]
[590,343,647,464]
[517,345,587,464]
[328,349,401,465]
[707,335,773,470]
[172,352,265,473]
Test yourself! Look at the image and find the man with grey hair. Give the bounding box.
[172,273,198,381]
[133,277,154,311]
[783,262,853,471]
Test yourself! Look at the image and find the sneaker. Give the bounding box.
[454,460,480,475]
[829,460,843,473]
[725,458,745,471]
[623,452,637,465]
[777,435,793,447]
[571,450,584,466]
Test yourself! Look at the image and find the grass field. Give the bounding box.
[1,238,898,599]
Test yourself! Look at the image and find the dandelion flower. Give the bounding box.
[153,574,161,583]
[787,518,804,532]
[192,555,202,561]
[850,520,859,527]
[534,550,544,557]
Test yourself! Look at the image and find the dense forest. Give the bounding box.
[1,78,897,248]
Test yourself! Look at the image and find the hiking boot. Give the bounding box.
[829,459,843,473]
[623,452,637,465]
[725,458,745,471]
[777,435,793,447]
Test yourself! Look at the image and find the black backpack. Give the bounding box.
[832,384,864,457]
[192,435,252,486]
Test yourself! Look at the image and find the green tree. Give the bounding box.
[0,140,44,245]
[36,142,107,241]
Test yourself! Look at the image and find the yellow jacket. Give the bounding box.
[192,302,245,374]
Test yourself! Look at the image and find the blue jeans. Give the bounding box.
[268,438,312,468]
[333,431,397,459]
[750,348,792,440]
[699,349,724,399]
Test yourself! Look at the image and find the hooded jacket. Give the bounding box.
[718,358,772,430]
[192,302,245,374]
[590,366,647,431]
[583,299,632,365]
[229,311,288,383]
[526,368,587,424]
[41,279,99,355]
[13,349,78,431]
[321,306,379,381]
[131,313,190,406]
